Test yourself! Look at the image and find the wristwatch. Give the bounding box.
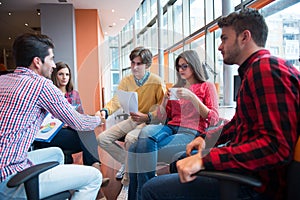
[146,112,152,124]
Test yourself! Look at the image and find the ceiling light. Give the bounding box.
[112,23,116,26]
[37,9,40,16]
[112,9,115,13]
[0,2,2,5]
[120,18,125,21]
[8,37,11,40]
[104,32,108,35]
[8,12,11,16]
[25,23,28,26]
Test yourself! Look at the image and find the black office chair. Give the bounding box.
[195,136,300,200]
[7,161,72,200]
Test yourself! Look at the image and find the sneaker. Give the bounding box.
[101,177,110,187]
[121,172,129,186]
[115,164,125,180]
[117,185,128,200]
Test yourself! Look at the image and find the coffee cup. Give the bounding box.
[169,88,179,100]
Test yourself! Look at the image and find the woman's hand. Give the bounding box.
[175,88,196,101]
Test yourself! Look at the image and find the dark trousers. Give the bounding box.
[34,127,100,166]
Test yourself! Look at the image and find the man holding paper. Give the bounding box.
[96,47,165,186]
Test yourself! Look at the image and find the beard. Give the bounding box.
[41,68,52,79]
[223,39,240,65]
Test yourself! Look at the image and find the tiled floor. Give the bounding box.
[117,186,128,200]
[73,108,236,200]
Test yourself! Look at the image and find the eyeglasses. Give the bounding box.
[176,63,189,72]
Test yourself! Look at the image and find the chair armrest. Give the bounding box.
[7,161,59,187]
[196,170,262,187]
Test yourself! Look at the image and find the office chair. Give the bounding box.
[7,161,72,200]
[195,136,300,200]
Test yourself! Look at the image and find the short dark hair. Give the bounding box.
[51,62,74,92]
[129,46,153,68]
[13,33,55,67]
[218,8,268,47]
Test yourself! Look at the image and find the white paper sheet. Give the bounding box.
[116,90,138,114]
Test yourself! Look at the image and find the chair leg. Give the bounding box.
[24,176,40,200]
[63,150,74,164]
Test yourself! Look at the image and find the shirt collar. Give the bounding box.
[238,49,270,79]
[14,67,39,77]
[134,71,150,87]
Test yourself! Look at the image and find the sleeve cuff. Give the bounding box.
[100,108,109,119]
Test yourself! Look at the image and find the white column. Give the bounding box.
[157,0,164,78]
[222,0,237,106]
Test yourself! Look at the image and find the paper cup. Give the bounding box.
[169,88,179,100]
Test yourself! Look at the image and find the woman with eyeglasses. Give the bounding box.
[128,50,219,200]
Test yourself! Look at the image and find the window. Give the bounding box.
[264,0,300,70]
[111,47,119,70]
[173,0,183,43]
[190,0,205,34]
[150,0,157,19]
[111,72,120,96]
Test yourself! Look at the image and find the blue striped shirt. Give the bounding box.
[0,67,101,182]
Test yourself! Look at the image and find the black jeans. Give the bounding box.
[34,127,100,165]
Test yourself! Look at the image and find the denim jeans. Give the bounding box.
[128,124,199,200]
[141,173,266,200]
[0,147,102,200]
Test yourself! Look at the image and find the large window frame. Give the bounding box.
[106,0,300,101]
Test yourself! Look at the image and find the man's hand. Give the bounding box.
[176,153,203,183]
[95,110,106,124]
[186,136,205,156]
[130,112,148,124]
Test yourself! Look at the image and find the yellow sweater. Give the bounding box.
[104,73,165,115]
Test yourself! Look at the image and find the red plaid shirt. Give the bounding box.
[203,50,300,199]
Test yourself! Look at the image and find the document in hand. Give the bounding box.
[35,113,64,143]
[116,90,138,114]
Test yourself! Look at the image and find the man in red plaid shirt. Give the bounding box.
[141,8,300,200]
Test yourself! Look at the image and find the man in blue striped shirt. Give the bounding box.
[0,33,103,200]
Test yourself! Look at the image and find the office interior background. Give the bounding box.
[1,0,299,115]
